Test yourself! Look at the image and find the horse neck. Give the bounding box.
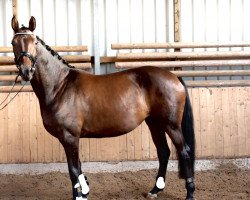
[31,42,70,106]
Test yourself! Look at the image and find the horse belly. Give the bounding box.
[81,107,147,138]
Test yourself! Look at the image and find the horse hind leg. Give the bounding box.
[166,125,195,200]
[145,117,170,199]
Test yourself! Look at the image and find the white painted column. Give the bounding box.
[93,0,100,74]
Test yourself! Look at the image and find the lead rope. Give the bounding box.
[0,74,27,111]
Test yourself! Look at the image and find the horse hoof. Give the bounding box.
[146,193,157,199]
[76,197,87,200]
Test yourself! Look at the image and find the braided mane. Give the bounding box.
[36,36,75,69]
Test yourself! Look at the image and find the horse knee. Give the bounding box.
[180,146,190,160]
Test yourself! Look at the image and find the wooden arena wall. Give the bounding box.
[0,0,249,163]
[0,86,249,164]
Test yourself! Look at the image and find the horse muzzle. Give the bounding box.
[19,66,35,81]
[15,51,37,81]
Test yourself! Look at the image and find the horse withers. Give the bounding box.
[11,16,195,200]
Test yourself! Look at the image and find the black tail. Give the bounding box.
[178,77,195,178]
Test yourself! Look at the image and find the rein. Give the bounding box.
[0,74,27,111]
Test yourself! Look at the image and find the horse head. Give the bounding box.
[11,16,37,81]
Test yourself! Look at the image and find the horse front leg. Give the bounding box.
[60,131,89,200]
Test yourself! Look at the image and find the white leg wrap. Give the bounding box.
[78,174,90,195]
[156,177,165,189]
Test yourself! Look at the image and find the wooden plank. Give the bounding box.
[20,93,31,163]
[199,88,208,158]
[0,56,14,64]
[8,93,16,163]
[63,55,91,62]
[98,137,117,161]
[115,60,250,69]
[148,132,158,160]
[221,88,230,158]
[16,94,23,162]
[111,137,120,161]
[89,138,97,161]
[190,88,202,158]
[213,88,224,158]
[79,138,90,162]
[141,121,150,160]
[36,101,44,162]
[52,137,60,163]
[236,88,247,156]
[0,46,88,53]
[7,92,19,162]
[44,130,53,163]
[29,93,38,162]
[172,70,250,77]
[134,126,142,160]
[119,134,127,161]
[0,65,18,72]
[0,85,33,93]
[72,63,92,69]
[95,139,102,161]
[59,139,67,162]
[117,51,250,60]
[205,88,216,158]
[0,93,8,163]
[111,42,250,50]
[228,88,239,157]
[126,130,135,160]
[186,80,250,87]
[244,87,250,157]
[144,121,158,160]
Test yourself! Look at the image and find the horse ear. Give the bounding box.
[29,16,36,32]
[11,16,19,32]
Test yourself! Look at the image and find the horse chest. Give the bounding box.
[41,107,82,135]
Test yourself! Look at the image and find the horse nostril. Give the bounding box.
[21,68,30,76]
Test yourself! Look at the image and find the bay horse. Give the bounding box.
[11,16,195,200]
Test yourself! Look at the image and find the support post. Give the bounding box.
[174,0,181,45]
[12,0,18,18]
[174,0,181,70]
[93,0,101,74]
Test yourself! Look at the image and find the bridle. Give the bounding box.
[0,32,36,111]
[13,32,37,72]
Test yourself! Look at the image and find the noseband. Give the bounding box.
[14,32,37,71]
